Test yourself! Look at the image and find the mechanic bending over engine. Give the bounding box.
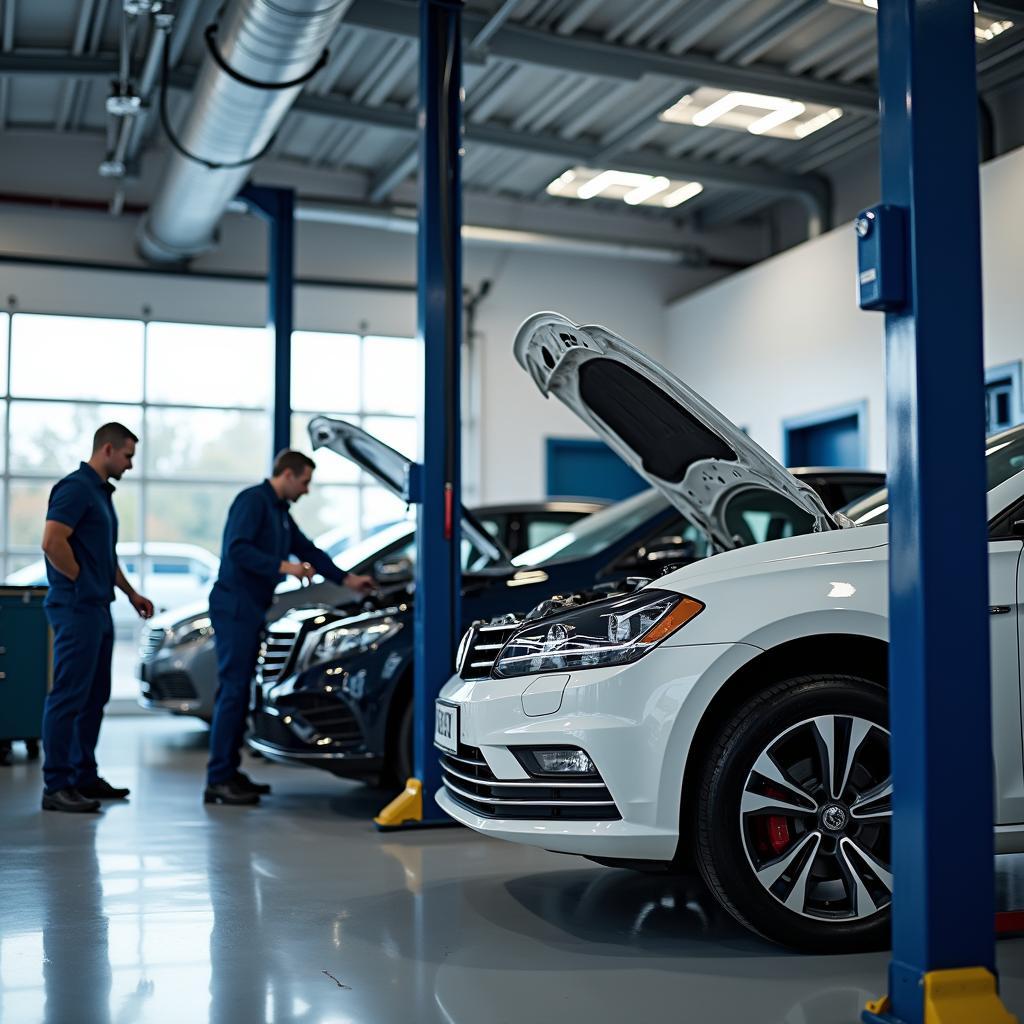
[204,449,375,806]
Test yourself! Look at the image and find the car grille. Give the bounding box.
[456,622,520,681]
[139,627,166,662]
[258,626,300,685]
[438,743,621,821]
[279,692,362,745]
[141,672,198,701]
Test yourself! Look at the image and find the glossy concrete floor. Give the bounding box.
[3,718,1024,1024]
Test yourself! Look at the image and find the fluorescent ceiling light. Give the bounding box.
[661,182,704,208]
[828,0,1013,42]
[546,166,703,209]
[794,107,843,139]
[623,176,670,205]
[661,87,843,140]
[577,170,653,200]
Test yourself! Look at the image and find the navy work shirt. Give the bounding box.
[211,480,348,617]
[44,462,118,608]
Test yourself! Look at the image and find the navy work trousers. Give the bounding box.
[206,599,264,786]
[42,603,114,793]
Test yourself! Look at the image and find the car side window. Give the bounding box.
[525,517,575,550]
[723,488,816,546]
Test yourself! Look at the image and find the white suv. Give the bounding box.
[435,312,1024,953]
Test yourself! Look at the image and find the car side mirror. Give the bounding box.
[638,537,698,564]
[1012,520,1024,537]
[374,556,414,586]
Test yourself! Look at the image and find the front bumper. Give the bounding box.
[435,642,753,861]
[248,689,382,776]
[136,642,212,717]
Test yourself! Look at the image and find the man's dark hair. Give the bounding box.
[272,449,316,477]
[93,421,139,452]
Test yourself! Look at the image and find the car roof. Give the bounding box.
[788,468,885,479]
[472,499,609,515]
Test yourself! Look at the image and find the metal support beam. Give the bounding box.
[238,185,295,461]
[377,0,464,829]
[344,0,879,114]
[861,2,1012,1022]
[0,53,838,218]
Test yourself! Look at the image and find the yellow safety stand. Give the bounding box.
[865,968,1017,1024]
[374,778,423,830]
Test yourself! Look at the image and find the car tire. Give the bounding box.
[383,700,414,789]
[694,674,891,953]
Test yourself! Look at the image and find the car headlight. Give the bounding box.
[492,589,703,679]
[309,618,403,667]
[168,616,213,647]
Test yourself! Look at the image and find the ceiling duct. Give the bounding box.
[138,0,350,264]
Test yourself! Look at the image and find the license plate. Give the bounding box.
[434,701,458,755]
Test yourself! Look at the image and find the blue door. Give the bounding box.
[546,438,647,501]
[785,407,865,468]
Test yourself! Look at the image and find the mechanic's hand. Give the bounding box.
[131,592,155,619]
[344,572,377,595]
[282,561,317,585]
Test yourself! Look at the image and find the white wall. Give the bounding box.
[663,145,1024,470]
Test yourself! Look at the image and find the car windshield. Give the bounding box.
[512,489,668,567]
[844,425,1024,526]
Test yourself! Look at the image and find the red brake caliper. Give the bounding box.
[766,816,791,855]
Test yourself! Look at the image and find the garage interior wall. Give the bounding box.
[0,203,719,507]
[663,144,1024,469]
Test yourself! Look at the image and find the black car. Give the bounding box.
[249,417,884,784]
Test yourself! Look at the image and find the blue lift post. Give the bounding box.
[375,0,464,828]
[858,2,1015,1022]
[238,184,295,461]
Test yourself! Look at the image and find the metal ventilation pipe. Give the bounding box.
[138,0,350,263]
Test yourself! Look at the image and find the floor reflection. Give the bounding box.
[1,718,1023,1024]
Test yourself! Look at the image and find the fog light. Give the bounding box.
[533,749,596,774]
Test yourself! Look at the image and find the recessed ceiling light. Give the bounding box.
[828,0,1013,43]
[546,167,703,209]
[661,87,843,140]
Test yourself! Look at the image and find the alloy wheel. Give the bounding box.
[739,714,891,922]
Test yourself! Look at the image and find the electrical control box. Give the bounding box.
[855,204,907,312]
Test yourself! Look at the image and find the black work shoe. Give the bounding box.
[203,779,260,806]
[42,788,101,813]
[233,771,271,795]
[77,777,130,800]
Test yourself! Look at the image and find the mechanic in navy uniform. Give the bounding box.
[40,422,154,813]
[204,449,375,806]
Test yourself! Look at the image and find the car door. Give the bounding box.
[991,537,1024,824]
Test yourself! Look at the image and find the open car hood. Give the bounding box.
[513,312,833,551]
[307,416,510,566]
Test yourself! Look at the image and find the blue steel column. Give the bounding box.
[865,2,998,1022]
[413,0,463,815]
[239,184,295,461]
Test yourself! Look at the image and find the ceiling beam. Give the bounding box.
[0,53,831,213]
[344,0,879,115]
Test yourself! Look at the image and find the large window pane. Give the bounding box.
[11,314,143,401]
[290,413,358,483]
[290,484,359,542]
[362,415,418,460]
[113,480,140,543]
[292,331,360,413]
[145,408,270,479]
[0,312,9,395]
[145,483,238,556]
[146,322,272,408]
[8,402,142,475]
[363,336,422,414]
[363,485,409,532]
[8,479,53,547]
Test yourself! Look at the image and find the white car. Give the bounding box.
[7,541,219,631]
[436,311,1024,953]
